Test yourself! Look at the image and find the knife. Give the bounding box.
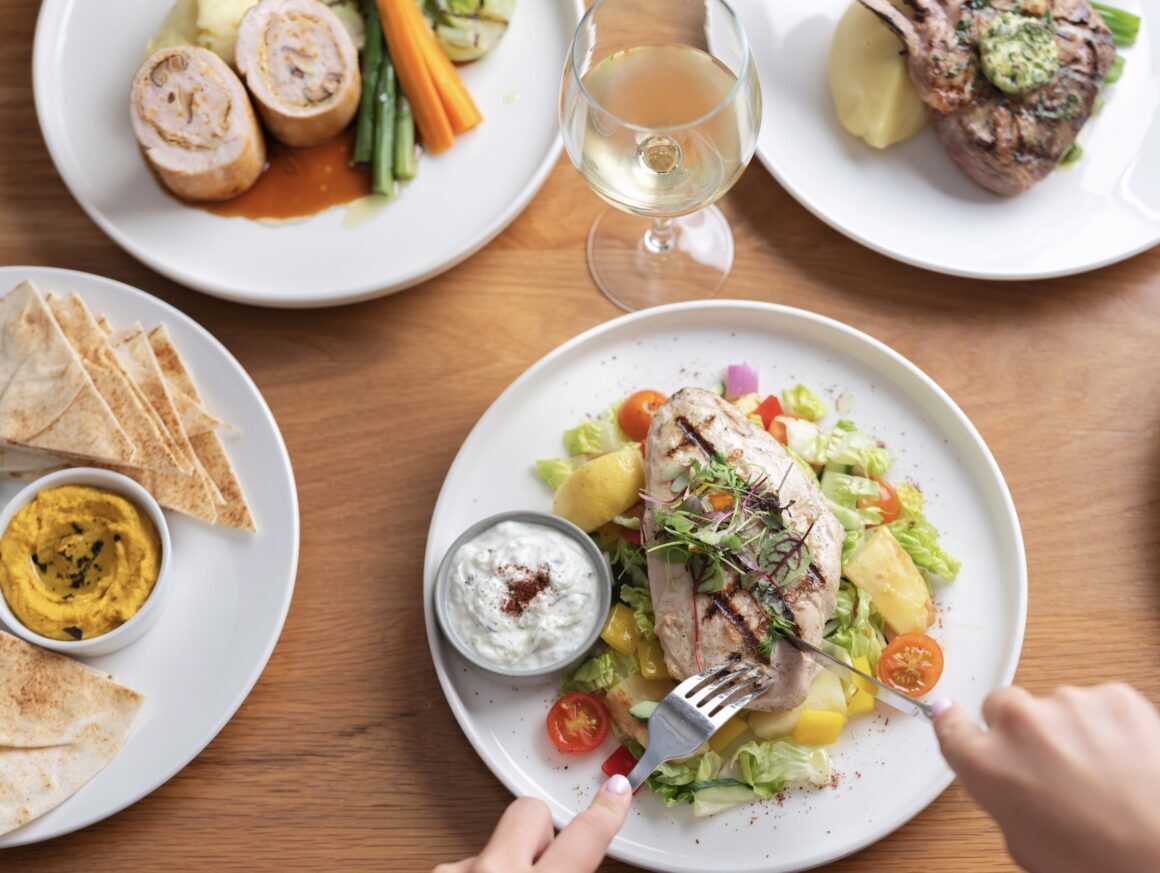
[783,634,933,721]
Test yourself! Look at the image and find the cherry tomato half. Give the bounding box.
[619,390,668,442]
[546,692,610,754]
[857,480,902,526]
[877,633,944,698]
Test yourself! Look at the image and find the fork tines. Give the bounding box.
[677,661,769,723]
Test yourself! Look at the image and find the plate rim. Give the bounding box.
[30,0,582,309]
[0,266,301,846]
[422,299,1028,872]
[743,0,1160,281]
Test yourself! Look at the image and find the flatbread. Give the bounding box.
[46,293,182,474]
[0,445,67,476]
[0,632,143,836]
[149,326,255,532]
[106,325,219,524]
[0,281,137,466]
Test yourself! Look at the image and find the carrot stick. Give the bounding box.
[377,0,455,154]
[399,1,483,135]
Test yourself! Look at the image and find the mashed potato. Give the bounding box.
[148,0,363,68]
[828,1,928,149]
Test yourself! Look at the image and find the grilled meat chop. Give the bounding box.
[642,388,844,712]
[858,0,1115,195]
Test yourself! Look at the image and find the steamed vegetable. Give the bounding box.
[371,50,398,195]
[354,0,384,163]
[424,0,516,62]
[394,95,418,178]
[378,0,457,152]
[1092,2,1141,47]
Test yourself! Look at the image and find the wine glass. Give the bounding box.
[560,0,762,312]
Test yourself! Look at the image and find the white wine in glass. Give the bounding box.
[560,0,761,311]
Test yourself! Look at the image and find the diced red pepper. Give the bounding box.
[601,745,644,792]
[622,526,642,545]
[755,395,784,430]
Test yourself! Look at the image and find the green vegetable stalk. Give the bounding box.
[1092,2,1141,48]
[394,95,418,180]
[1105,54,1126,84]
[372,51,397,196]
[353,1,384,164]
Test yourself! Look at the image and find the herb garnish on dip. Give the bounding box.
[0,485,162,641]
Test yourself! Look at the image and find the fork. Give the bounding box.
[625,660,770,791]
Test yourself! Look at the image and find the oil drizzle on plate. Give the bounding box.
[203,128,371,221]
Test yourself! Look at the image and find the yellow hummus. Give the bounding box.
[0,485,161,642]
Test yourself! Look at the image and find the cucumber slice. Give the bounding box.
[629,701,659,722]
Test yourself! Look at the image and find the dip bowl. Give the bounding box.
[0,467,174,658]
[433,510,613,679]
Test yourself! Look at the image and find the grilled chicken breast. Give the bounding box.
[235,0,361,148]
[642,388,844,712]
[858,0,1114,195]
[130,46,266,201]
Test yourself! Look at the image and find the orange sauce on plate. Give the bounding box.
[202,128,372,221]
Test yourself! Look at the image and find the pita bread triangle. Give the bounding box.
[105,324,219,524]
[0,281,137,466]
[149,326,255,532]
[46,292,183,474]
[0,632,143,836]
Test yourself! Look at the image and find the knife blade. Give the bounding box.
[783,634,933,721]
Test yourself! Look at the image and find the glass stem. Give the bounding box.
[643,217,677,255]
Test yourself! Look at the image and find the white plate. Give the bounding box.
[32,1,580,308]
[734,0,1160,280]
[0,267,299,846]
[423,301,1026,873]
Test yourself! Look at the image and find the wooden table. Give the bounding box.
[4,1,1160,870]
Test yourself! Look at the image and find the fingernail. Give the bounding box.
[930,697,954,716]
[605,774,631,796]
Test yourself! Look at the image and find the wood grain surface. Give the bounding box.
[3,0,1160,870]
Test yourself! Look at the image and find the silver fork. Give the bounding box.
[625,660,769,791]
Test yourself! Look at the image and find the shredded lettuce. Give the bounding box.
[782,384,829,422]
[841,529,864,565]
[886,483,961,581]
[824,580,887,668]
[648,751,723,806]
[827,420,892,479]
[619,583,656,641]
[730,739,832,799]
[534,457,583,490]
[562,414,635,456]
[560,649,638,694]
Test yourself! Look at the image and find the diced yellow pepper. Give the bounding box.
[851,657,878,697]
[709,715,748,754]
[600,604,640,655]
[636,637,669,680]
[846,689,876,717]
[792,709,846,746]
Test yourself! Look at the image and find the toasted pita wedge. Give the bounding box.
[0,632,143,836]
[0,281,137,466]
[106,325,219,524]
[148,325,227,434]
[0,445,68,478]
[149,326,255,532]
[47,293,182,474]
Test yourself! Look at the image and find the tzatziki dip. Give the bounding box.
[446,520,602,671]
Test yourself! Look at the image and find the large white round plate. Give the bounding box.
[424,301,1026,872]
[0,267,299,846]
[32,1,580,308]
[733,0,1159,280]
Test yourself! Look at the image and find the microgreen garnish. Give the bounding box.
[647,454,813,654]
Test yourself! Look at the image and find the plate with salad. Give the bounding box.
[423,301,1026,873]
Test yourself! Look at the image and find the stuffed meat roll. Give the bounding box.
[235,0,361,148]
[130,45,266,201]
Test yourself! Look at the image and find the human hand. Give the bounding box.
[932,684,1160,873]
[434,774,633,873]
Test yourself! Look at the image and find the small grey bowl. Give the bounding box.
[433,510,613,679]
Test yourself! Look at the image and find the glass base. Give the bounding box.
[586,205,734,312]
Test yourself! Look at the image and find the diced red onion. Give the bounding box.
[725,363,759,399]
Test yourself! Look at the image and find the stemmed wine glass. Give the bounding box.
[560,0,762,311]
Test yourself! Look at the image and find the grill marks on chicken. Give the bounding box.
[642,389,844,712]
[857,0,1115,195]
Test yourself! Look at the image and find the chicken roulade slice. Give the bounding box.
[131,46,266,202]
[643,388,845,712]
[235,0,362,148]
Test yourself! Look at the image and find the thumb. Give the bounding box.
[931,698,985,774]
[535,775,632,872]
